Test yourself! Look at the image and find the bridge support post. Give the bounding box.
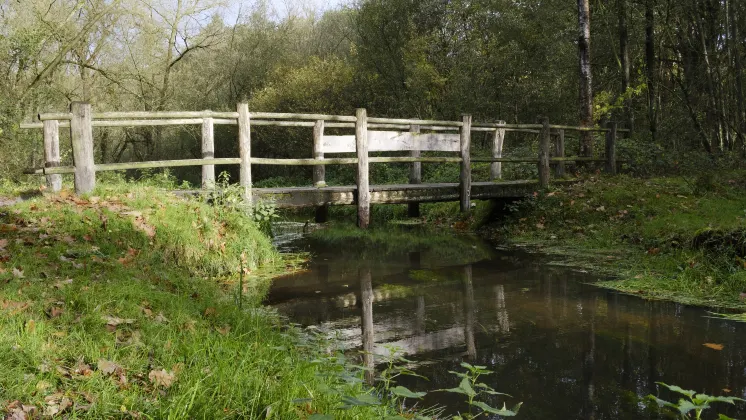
[237,103,252,203]
[408,124,421,218]
[70,102,95,194]
[489,121,506,181]
[313,119,328,223]
[538,118,550,189]
[605,122,617,175]
[459,114,472,212]
[43,120,62,192]
[356,108,370,228]
[201,116,215,189]
[554,128,566,177]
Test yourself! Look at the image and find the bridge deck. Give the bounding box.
[254,179,574,207]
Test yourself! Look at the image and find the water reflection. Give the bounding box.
[268,245,746,419]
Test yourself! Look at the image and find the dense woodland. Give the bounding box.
[1,0,745,184]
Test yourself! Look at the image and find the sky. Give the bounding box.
[223,0,350,25]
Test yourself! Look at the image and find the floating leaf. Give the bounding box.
[703,343,724,351]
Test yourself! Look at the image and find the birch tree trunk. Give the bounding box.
[577,0,594,157]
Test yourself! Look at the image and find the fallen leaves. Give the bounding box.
[703,343,724,351]
[148,369,176,388]
[12,267,24,278]
[103,315,136,332]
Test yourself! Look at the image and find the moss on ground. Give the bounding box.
[480,173,746,310]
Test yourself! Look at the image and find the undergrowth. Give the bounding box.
[0,185,399,418]
[483,172,746,310]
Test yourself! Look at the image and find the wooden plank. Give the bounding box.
[39,112,72,121]
[460,114,472,212]
[43,120,62,192]
[367,117,463,127]
[202,117,215,189]
[253,180,578,207]
[250,112,356,122]
[96,158,240,172]
[356,109,370,228]
[605,122,618,174]
[93,111,238,119]
[70,102,95,194]
[92,119,203,127]
[490,122,506,181]
[237,103,252,202]
[538,118,550,188]
[408,124,421,218]
[323,131,460,153]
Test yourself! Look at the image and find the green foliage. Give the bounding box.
[648,382,744,419]
[440,363,521,419]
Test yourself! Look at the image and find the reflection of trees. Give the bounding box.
[494,285,509,333]
[463,265,476,359]
[360,267,375,384]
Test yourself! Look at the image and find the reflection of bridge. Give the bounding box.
[22,104,625,227]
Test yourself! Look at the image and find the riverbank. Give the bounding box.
[479,173,746,311]
[0,185,395,418]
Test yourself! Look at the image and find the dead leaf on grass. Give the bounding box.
[12,267,24,278]
[97,359,123,375]
[148,369,175,388]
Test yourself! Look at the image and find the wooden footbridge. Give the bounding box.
[21,103,625,227]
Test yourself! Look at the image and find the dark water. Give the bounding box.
[267,235,746,419]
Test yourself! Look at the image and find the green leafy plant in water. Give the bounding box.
[648,382,745,419]
[440,362,521,419]
[377,346,429,412]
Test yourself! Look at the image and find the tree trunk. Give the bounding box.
[729,0,745,150]
[645,0,657,142]
[578,0,594,157]
[618,0,633,131]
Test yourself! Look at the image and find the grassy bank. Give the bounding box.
[480,173,746,310]
[0,185,397,418]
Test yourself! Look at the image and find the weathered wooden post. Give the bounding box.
[202,116,215,189]
[313,119,328,223]
[459,114,472,212]
[70,102,95,194]
[605,122,617,175]
[538,117,550,189]
[43,119,62,191]
[489,121,506,181]
[355,108,370,228]
[237,103,252,203]
[554,128,566,177]
[408,124,421,218]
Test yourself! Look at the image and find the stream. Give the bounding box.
[267,227,746,419]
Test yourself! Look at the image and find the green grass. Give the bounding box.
[484,173,746,310]
[0,185,397,418]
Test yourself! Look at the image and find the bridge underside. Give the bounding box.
[254,179,572,207]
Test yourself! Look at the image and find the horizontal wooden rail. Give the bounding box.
[367,117,463,127]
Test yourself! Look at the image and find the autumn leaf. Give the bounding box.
[148,369,176,388]
[703,343,724,351]
[12,267,24,278]
[47,306,64,318]
[97,359,123,375]
[0,238,7,250]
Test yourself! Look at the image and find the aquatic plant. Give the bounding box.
[648,382,745,419]
[440,362,522,418]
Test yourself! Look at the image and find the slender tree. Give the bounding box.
[577,0,594,157]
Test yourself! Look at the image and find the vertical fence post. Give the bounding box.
[408,124,421,218]
[554,128,566,177]
[70,102,95,194]
[538,117,550,189]
[459,114,472,212]
[201,116,215,189]
[313,119,328,223]
[237,103,252,203]
[489,120,506,181]
[356,108,370,228]
[43,120,62,192]
[605,122,617,174]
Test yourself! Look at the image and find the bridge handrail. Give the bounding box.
[20,103,623,227]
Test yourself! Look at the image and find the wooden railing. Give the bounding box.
[21,102,625,228]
